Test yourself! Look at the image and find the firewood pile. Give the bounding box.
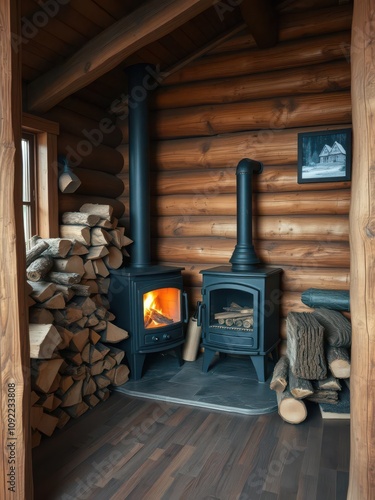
[214,302,254,329]
[26,204,132,447]
[270,308,351,424]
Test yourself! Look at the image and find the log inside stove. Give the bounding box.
[144,308,174,328]
[213,302,254,329]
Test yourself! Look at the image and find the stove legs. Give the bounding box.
[202,348,217,372]
[250,355,268,382]
[127,353,146,380]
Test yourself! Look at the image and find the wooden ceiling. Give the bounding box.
[20,0,348,113]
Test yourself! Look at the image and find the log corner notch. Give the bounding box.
[239,0,278,49]
[348,0,375,499]
[26,0,220,114]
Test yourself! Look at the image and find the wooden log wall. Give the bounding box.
[43,97,125,219]
[117,4,352,329]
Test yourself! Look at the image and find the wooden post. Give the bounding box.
[0,0,33,498]
[348,2,375,498]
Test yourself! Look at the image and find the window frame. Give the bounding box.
[22,113,60,238]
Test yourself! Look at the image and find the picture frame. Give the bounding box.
[297,128,352,184]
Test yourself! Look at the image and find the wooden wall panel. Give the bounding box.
[117,4,352,327]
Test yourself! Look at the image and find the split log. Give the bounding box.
[42,238,72,258]
[48,271,81,285]
[36,413,59,437]
[92,320,107,332]
[108,228,123,249]
[31,358,64,393]
[286,312,327,380]
[97,277,110,294]
[289,371,314,399]
[62,212,100,227]
[316,376,342,391]
[214,309,253,319]
[312,308,351,347]
[29,324,62,359]
[28,281,57,303]
[100,322,129,343]
[70,284,91,296]
[95,388,110,402]
[103,246,123,269]
[80,203,113,221]
[89,344,106,364]
[104,365,129,386]
[56,326,74,349]
[93,259,109,277]
[59,225,91,245]
[53,284,75,301]
[86,314,99,327]
[307,390,339,404]
[75,317,87,328]
[29,308,54,324]
[52,255,85,276]
[301,288,350,312]
[53,305,83,325]
[80,279,99,294]
[30,406,44,430]
[69,328,90,353]
[84,394,100,408]
[60,380,83,407]
[26,240,49,266]
[83,260,96,279]
[27,255,54,281]
[270,356,289,392]
[89,329,101,345]
[86,245,109,260]
[71,296,97,316]
[89,361,105,376]
[67,240,89,256]
[326,346,351,379]
[103,355,117,371]
[59,375,74,394]
[31,391,40,406]
[60,351,82,366]
[121,235,133,247]
[91,227,112,246]
[277,388,307,424]
[82,376,97,396]
[63,402,89,419]
[37,292,66,310]
[93,375,111,389]
[53,410,71,429]
[107,348,125,366]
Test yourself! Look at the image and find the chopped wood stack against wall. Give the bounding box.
[26,204,131,447]
[116,4,352,332]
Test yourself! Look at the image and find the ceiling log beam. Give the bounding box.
[240,0,278,49]
[27,0,218,113]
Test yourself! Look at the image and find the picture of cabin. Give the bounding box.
[0,1,374,499]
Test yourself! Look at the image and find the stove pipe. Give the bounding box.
[230,158,263,271]
[126,64,154,268]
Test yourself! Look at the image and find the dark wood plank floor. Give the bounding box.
[32,393,350,499]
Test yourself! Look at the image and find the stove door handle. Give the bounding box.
[197,301,203,327]
[183,291,189,323]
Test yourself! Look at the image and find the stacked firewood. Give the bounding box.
[270,308,351,424]
[213,302,254,329]
[26,204,131,447]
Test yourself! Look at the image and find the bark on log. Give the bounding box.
[286,312,327,380]
[277,388,307,424]
[62,212,100,227]
[80,203,113,221]
[307,389,339,404]
[28,281,57,303]
[59,225,91,246]
[90,227,112,246]
[52,255,85,276]
[86,245,110,261]
[67,239,89,256]
[41,238,72,258]
[270,356,289,392]
[63,402,90,419]
[26,240,49,267]
[37,292,66,310]
[316,376,342,391]
[289,370,314,399]
[48,272,81,285]
[27,255,54,282]
[312,308,351,347]
[326,346,351,379]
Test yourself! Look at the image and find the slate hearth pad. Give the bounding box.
[114,352,277,415]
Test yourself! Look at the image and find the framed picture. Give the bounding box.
[298,129,352,184]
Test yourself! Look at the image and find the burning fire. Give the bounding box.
[143,288,180,329]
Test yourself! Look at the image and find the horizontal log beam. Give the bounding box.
[27,0,219,113]
[164,32,350,85]
[152,215,348,241]
[149,190,350,216]
[73,168,124,198]
[149,91,351,140]
[240,0,278,49]
[153,238,350,267]
[152,60,350,109]
[118,124,352,171]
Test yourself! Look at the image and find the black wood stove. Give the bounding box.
[198,159,282,382]
[109,64,187,380]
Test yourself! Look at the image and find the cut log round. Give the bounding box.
[270,355,289,392]
[104,364,130,386]
[326,346,351,378]
[277,388,307,424]
[27,255,54,282]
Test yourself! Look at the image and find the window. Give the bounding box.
[22,113,60,240]
[22,133,37,249]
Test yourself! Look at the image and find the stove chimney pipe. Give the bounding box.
[126,64,154,268]
[230,158,263,271]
